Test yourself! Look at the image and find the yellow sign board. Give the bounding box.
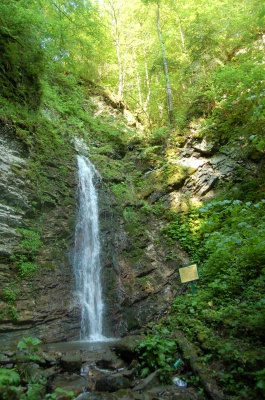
[179,263,199,283]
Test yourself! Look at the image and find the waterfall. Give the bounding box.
[74,155,105,341]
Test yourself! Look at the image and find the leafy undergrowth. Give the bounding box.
[138,197,265,399]
[0,337,75,400]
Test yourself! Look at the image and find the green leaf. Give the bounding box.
[17,341,28,349]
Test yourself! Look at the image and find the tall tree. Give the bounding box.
[156,1,174,125]
[104,0,125,99]
[142,0,174,125]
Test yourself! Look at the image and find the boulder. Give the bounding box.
[193,138,218,155]
[52,373,91,396]
[95,375,130,392]
[111,336,143,363]
[60,354,82,373]
[76,393,116,400]
[133,371,160,392]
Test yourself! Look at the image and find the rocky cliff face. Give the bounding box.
[162,136,261,208]
[0,123,79,345]
[0,116,261,345]
[99,205,189,336]
[0,125,30,257]
[92,129,262,337]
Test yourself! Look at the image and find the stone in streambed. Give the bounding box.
[111,336,143,363]
[76,390,136,400]
[95,374,130,392]
[60,354,82,372]
[133,371,160,392]
[76,393,116,400]
[52,373,91,397]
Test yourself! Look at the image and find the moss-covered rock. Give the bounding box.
[0,123,79,345]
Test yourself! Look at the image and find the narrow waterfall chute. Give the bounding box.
[74,155,105,341]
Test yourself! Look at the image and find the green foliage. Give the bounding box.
[111,181,138,204]
[200,47,265,153]
[0,0,104,112]
[0,337,75,399]
[152,197,265,397]
[152,201,165,216]
[199,199,265,289]
[20,381,46,400]
[94,158,126,182]
[170,291,265,397]
[17,229,42,256]
[0,0,45,108]
[149,127,170,145]
[2,285,18,322]
[45,388,75,400]
[17,336,42,352]
[17,337,42,363]
[123,207,137,222]
[97,0,265,128]
[15,338,45,398]
[0,368,21,400]
[255,368,265,395]
[165,199,265,333]
[136,328,177,381]
[8,306,18,322]
[16,258,37,279]
[109,188,260,398]
[10,229,42,279]
[0,369,20,387]
[2,287,17,304]
[135,160,190,199]
[161,206,203,259]
[163,199,265,302]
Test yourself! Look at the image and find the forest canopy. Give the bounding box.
[1,0,264,132]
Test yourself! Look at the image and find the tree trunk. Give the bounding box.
[133,49,143,107]
[108,0,124,100]
[174,330,227,400]
[143,45,151,111]
[178,17,185,50]
[156,3,174,125]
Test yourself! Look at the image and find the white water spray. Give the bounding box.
[74,155,105,341]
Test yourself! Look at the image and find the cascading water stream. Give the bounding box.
[73,155,105,341]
